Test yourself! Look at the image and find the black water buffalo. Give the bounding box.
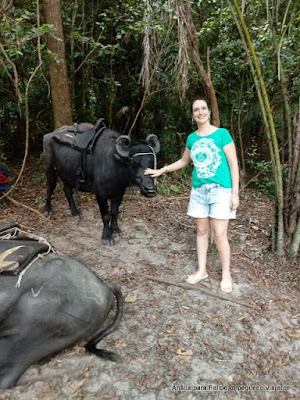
[0,252,123,389]
[43,126,160,245]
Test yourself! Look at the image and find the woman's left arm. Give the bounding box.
[223,142,239,210]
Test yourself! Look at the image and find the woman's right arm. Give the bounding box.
[144,147,191,178]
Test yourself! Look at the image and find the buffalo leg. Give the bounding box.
[44,164,57,216]
[0,333,88,389]
[63,184,81,217]
[110,197,123,238]
[0,337,21,389]
[96,195,113,245]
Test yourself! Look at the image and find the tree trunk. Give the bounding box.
[184,0,220,127]
[290,216,300,259]
[43,0,72,128]
[286,116,300,249]
[229,0,285,256]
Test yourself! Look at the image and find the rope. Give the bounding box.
[131,145,157,170]
[0,226,55,288]
[0,227,54,250]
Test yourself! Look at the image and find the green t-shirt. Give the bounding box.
[186,128,233,188]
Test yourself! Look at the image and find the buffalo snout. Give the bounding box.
[140,181,157,197]
[145,191,157,198]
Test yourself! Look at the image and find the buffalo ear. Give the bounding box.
[115,135,131,158]
[146,134,160,154]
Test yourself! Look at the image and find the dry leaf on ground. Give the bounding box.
[125,290,138,303]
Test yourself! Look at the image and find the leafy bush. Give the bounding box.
[246,144,275,195]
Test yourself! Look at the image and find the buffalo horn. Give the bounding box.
[146,134,160,154]
[115,135,131,158]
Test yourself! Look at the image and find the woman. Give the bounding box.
[144,98,239,293]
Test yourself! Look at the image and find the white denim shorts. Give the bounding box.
[187,183,236,219]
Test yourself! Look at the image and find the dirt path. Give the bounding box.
[0,187,299,400]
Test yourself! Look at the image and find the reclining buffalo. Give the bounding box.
[0,223,123,389]
[43,120,160,245]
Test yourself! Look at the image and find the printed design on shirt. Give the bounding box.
[190,139,221,178]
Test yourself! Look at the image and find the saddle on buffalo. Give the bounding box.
[52,117,107,183]
[52,117,107,151]
[0,223,53,275]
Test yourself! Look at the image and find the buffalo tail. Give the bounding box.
[85,283,123,362]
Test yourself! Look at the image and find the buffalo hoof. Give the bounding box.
[113,236,121,245]
[102,237,114,246]
[112,230,121,245]
[43,208,51,217]
[71,210,82,219]
[112,228,121,237]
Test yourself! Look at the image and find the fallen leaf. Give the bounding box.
[178,355,192,364]
[125,290,138,303]
[262,278,270,287]
[71,379,86,394]
[223,340,229,350]
[158,339,168,348]
[113,338,128,349]
[281,320,289,329]
[250,280,263,286]
[219,378,229,387]
[82,369,90,379]
[165,323,180,336]
[251,353,259,361]
[175,347,193,356]
[287,331,300,339]
[223,326,229,335]
[203,336,210,346]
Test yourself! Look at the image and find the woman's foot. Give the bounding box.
[186,272,208,285]
[220,280,232,293]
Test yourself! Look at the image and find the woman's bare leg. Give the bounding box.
[186,217,210,284]
[211,218,232,292]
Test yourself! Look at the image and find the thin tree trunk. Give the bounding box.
[237,70,246,187]
[70,0,78,110]
[268,2,298,255]
[270,27,293,234]
[43,0,72,128]
[286,117,300,248]
[290,215,300,259]
[183,0,220,127]
[229,0,285,256]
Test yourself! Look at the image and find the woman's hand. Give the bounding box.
[230,193,239,210]
[144,168,164,178]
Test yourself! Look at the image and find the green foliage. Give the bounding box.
[31,171,45,184]
[157,178,182,196]
[0,143,7,162]
[0,3,55,157]
[0,199,8,209]
[29,155,46,184]
[0,0,298,199]
[0,6,50,68]
[246,144,275,195]
[157,164,193,196]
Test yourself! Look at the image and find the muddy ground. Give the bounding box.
[0,181,299,400]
